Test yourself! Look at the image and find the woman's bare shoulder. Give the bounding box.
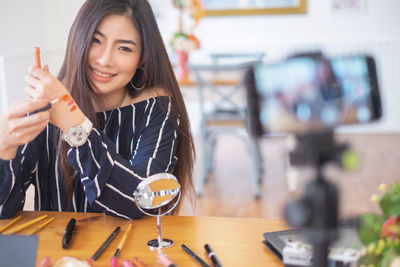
[129,87,171,105]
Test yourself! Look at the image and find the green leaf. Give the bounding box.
[359,252,380,265]
[358,213,386,244]
[380,248,398,267]
[380,184,400,217]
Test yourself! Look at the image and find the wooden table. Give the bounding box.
[0,211,288,267]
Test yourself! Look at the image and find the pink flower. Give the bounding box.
[381,216,400,240]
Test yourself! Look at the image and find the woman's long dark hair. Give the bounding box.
[57,0,195,212]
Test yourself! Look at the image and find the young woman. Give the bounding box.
[0,0,195,219]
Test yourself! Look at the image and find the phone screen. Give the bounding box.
[251,55,381,135]
[330,55,381,125]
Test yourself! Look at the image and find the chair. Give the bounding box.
[189,53,265,198]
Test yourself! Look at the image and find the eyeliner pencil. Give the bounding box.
[3,215,48,235]
[114,223,133,257]
[204,244,223,267]
[29,217,55,235]
[0,215,22,233]
[181,244,210,267]
[91,226,121,261]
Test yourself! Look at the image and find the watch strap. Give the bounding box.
[80,117,93,134]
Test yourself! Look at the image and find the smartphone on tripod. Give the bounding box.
[247,54,382,136]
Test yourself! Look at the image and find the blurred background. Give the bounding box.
[0,0,399,220]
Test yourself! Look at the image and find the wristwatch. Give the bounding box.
[62,117,93,147]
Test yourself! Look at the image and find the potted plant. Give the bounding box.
[358,183,400,266]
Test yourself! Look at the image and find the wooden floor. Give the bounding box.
[179,133,400,221]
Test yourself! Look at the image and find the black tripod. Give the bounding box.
[284,130,349,267]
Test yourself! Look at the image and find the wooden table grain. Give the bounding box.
[0,211,288,267]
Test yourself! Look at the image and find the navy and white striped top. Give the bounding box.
[0,96,179,219]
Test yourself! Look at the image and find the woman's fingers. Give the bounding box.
[6,99,50,119]
[24,85,41,100]
[28,66,44,78]
[0,100,49,159]
[29,66,52,81]
[6,116,48,141]
[10,119,49,145]
[26,65,67,101]
[9,108,49,132]
[25,66,54,100]
[4,111,49,146]
[24,74,43,91]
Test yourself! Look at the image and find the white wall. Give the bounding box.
[192,0,400,52]
[0,0,399,131]
[184,0,400,133]
[0,0,84,112]
[0,0,84,55]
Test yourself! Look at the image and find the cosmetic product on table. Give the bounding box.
[0,215,22,233]
[62,218,76,249]
[158,252,177,267]
[29,217,55,235]
[111,224,133,267]
[131,257,148,267]
[91,226,121,261]
[181,244,210,267]
[204,244,223,267]
[2,214,48,235]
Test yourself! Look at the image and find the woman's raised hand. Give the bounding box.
[0,99,50,160]
[24,66,85,133]
[24,66,68,105]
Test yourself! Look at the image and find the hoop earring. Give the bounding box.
[130,66,146,90]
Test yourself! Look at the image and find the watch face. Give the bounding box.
[66,127,88,146]
[63,117,93,147]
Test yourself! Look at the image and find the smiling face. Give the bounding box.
[88,13,142,108]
